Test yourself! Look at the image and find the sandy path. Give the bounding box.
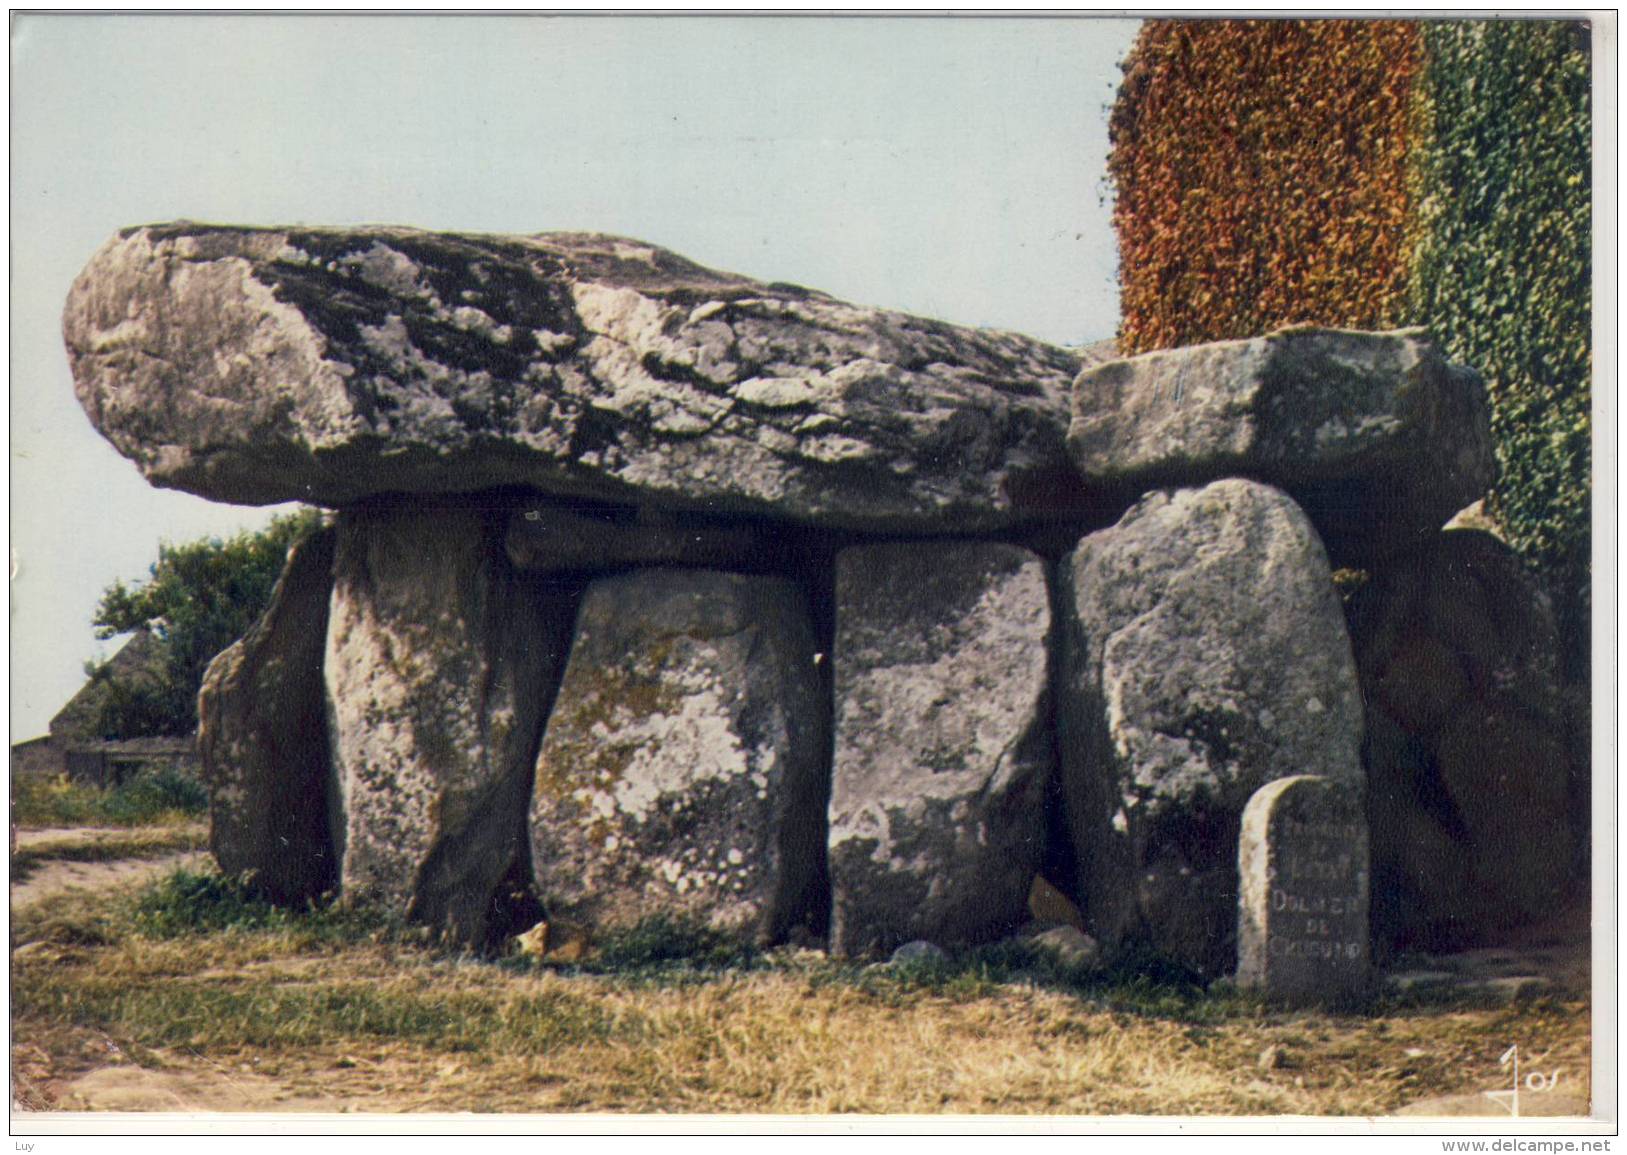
[10,851,209,911]
[10,823,210,910]
[56,1062,347,1113]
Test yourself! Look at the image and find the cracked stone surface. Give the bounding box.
[829,541,1053,958]
[529,568,827,944]
[64,224,1083,532]
[1057,478,1363,976]
[1068,326,1495,564]
[324,501,577,946]
[198,526,339,905]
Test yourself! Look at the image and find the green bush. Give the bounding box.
[12,768,209,828]
[84,508,326,738]
[97,766,209,825]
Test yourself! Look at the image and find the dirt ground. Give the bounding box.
[11,852,208,911]
[10,825,208,910]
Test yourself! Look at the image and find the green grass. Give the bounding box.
[96,871,1517,1017]
[572,913,761,974]
[16,970,621,1055]
[128,869,359,940]
[12,769,208,828]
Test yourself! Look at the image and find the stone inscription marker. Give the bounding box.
[1237,775,1370,1003]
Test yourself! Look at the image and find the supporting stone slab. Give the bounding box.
[1057,478,1364,976]
[828,541,1053,958]
[199,526,339,904]
[530,568,827,944]
[325,502,576,946]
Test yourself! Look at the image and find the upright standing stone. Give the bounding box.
[1346,528,1575,951]
[1058,478,1364,975]
[530,568,826,944]
[1237,775,1371,1004]
[325,502,575,946]
[829,542,1053,957]
[199,526,338,904]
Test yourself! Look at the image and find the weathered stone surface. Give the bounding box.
[198,526,338,904]
[1058,478,1363,975]
[1347,529,1574,952]
[325,502,575,945]
[1236,776,1370,1004]
[1360,710,1471,957]
[1067,326,1494,563]
[829,542,1052,958]
[64,224,1083,531]
[529,568,826,943]
[505,499,766,574]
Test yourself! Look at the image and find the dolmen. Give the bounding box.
[64,223,1575,991]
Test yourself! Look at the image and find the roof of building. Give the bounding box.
[47,630,168,741]
[61,735,197,756]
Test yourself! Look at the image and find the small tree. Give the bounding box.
[85,508,326,738]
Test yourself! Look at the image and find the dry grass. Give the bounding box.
[9,865,1592,1116]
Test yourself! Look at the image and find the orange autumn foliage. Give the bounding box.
[1108,19,1423,354]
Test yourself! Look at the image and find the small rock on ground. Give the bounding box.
[1025,925,1100,970]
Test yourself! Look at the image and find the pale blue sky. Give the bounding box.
[10,13,1138,738]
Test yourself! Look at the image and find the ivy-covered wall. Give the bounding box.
[1108,18,1593,663]
[1407,20,1592,662]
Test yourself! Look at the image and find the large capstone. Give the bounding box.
[1346,528,1576,952]
[1058,478,1364,975]
[324,502,575,946]
[198,525,339,904]
[529,568,827,944]
[1067,326,1494,564]
[828,542,1053,958]
[64,225,1083,533]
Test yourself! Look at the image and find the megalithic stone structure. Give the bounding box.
[65,223,1519,967]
